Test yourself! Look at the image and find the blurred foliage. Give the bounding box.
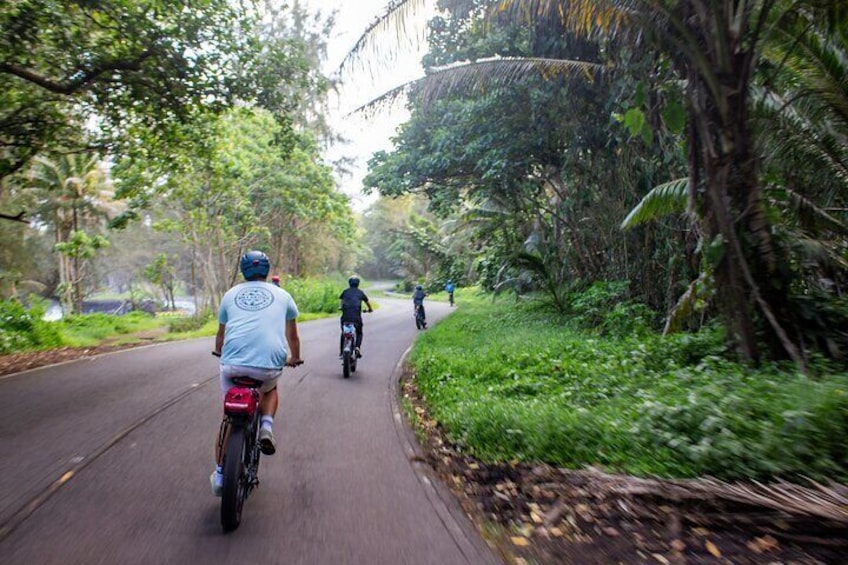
[410,294,847,481]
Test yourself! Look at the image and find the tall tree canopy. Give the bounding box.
[0,0,258,183]
[352,0,848,366]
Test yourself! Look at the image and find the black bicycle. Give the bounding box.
[414,304,427,330]
[340,322,358,378]
[216,374,264,531]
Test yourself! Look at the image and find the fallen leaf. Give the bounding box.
[530,511,544,524]
[550,527,565,537]
[691,527,710,537]
[747,535,779,554]
[602,527,620,537]
[511,536,530,547]
[705,540,721,557]
[652,553,670,565]
[670,539,686,552]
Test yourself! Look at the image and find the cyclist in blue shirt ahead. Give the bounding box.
[210,250,302,496]
[445,280,455,307]
[339,276,373,358]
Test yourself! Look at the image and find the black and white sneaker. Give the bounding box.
[259,428,277,455]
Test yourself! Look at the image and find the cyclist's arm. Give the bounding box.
[285,319,302,366]
[214,323,225,355]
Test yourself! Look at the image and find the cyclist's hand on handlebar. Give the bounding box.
[286,358,304,367]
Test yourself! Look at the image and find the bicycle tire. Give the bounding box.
[221,422,247,531]
[342,350,352,378]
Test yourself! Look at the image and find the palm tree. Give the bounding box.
[28,152,114,313]
[341,0,846,367]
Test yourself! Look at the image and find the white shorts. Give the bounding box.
[220,364,282,395]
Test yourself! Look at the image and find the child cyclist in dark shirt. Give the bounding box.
[339,276,373,357]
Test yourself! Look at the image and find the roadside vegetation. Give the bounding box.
[410,286,848,483]
[0,277,346,355]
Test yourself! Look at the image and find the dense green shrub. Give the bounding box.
[0,299,64,353]
[566,280,658,335]
[282,277,344,314]
[167,314,211,333]
[59,311,160,346]
[410,297,848,482]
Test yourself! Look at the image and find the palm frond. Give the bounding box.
[347,81,411,118]
[779,187,848,235]
[620,178,688,230]
[350,56,603,115]
[767,19,848,129]
[755,90,848,191]
[420,56,604,106]
[337,0,479,80]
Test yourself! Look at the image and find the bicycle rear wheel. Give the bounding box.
[221,422,247,531]
[342,350,352,378]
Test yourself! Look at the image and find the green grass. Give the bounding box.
[410,299,848,482]
[59,311,164,346]
[0,277,355,355]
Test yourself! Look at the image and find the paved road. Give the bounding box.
[0,297,498,565]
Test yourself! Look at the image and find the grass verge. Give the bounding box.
[409,298,848,482]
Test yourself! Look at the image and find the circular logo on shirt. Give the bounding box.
[234,287,274,311]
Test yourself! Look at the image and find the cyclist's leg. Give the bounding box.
[215,366,237,465]
[254,369,282,454]
[259,384,278,418]
[354,319,364,350]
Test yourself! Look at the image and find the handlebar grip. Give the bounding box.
[211,351,221,357]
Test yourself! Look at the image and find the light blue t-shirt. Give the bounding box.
[218,281,299,369]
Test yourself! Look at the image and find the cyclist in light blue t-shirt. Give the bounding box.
[210,250,302,496]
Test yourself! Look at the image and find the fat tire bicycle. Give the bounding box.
[414,304,427,330]
[340,322,358,379]
[211,351,303,532]
[215,373,263,532]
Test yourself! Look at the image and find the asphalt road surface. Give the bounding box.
[0,296,498,565]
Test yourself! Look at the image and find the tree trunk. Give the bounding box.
[686,28,800,366]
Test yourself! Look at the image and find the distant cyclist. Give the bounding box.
[339,276,373,358]
[210,250,302,496]
[445,280,455,307]
[413,284,428,328]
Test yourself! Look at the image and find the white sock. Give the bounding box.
[261,415,274,431]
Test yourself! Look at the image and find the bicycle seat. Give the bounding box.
[231,376,264,388]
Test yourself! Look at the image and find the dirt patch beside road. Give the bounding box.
[400,377,847,564]
[0,329,168,377]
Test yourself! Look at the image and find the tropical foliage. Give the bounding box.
[0,1,359,315]
[351,0,848,367]
[0,0,257,183]
[411,296,848,481]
